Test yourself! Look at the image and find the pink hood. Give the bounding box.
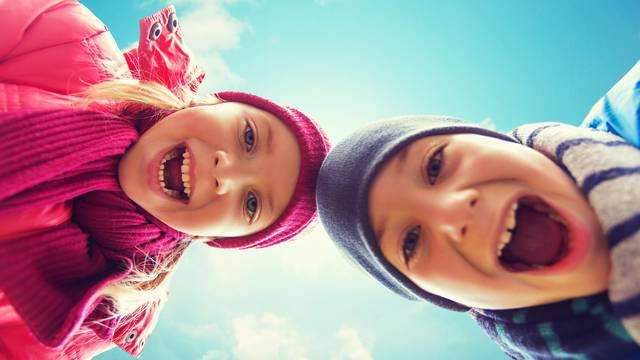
[0,1,203,111]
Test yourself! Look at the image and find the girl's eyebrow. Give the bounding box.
[265,189,274,221]
[244,187,274,226]
[253,192,275,228]
[265,120,274,155]
[251,186,274,227]
[253,110,274,155]
[258,117,275,219]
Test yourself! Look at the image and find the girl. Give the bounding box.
[316,62,640,359]
[0,1,329,359]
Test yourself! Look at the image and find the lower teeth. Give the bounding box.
[160,145,188,200]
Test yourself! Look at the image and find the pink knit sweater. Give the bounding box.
[0,108,187,348]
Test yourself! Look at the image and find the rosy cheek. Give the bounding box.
[413,256,465,291]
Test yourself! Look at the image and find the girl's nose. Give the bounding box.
[211,150,232,195]
[436,188,479,243]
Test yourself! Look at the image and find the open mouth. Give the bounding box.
[158,144,192,202]
[497,196,570,272]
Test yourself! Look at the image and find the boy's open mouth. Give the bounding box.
[497,196,570,272]
[158,144,192,202]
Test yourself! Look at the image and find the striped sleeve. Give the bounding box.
[581,61,640,148]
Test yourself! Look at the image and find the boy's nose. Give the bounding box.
[434,188,479,242]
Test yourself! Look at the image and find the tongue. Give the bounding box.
[164,155,184,193]
[501,205,565,267]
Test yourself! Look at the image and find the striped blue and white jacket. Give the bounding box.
[473,61,640,360]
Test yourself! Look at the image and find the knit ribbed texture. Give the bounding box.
[472,293,637,360]
[473,122,640,359]
[208,92,330,249]
[0,109,187,347]
[0,109,131,210]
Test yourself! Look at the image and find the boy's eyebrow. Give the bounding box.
[372,147,408,245]
[395,146,410,174]
[375,221,403,267]
[373,222,386,244]
[372,212,388,244]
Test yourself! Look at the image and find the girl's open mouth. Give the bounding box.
[158,144,193,202]
[497,196,570,272]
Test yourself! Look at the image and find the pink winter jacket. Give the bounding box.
[0,1,203,358]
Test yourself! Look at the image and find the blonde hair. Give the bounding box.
[80,79,219,319]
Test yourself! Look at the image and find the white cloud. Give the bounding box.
[192,52,246,94]
[177,321,223,339]
[330,326,373,360]
[135,0,250,90]
[200,225,362,299]
[178,1,249,90]
[123,41,138,51]
[202,349,231,360]
[275,225,360,281]
[479,117,497,130]
[196,312,375,360]
[232,313,310,360]
[177,1,249,51]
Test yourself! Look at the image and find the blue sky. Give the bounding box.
[81,1,640,359]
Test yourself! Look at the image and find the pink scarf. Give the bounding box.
[0,108,187,347]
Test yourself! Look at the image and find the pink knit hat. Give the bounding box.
[205,91,330,249]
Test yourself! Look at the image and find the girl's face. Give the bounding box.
[368,134,610,309]
[118,102,300,237]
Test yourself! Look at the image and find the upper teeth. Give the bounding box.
[496,200,566,259]
[497,203,518,257]
[158,148,192,198]
[182,151,191,196]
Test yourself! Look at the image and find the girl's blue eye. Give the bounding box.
[244,124,255,151]
[425,147,444,185]
[246,192,258,221]
[403,226,421,265]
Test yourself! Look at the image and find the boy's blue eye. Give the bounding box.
[244,123,255,151]
[425,147,444,185]
[403,226,421,265]
[246,192,258,221]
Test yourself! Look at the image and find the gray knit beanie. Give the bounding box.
[316,115,516,311]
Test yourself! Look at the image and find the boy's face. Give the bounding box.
[368,133,610,309]
[118,102,300,237]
